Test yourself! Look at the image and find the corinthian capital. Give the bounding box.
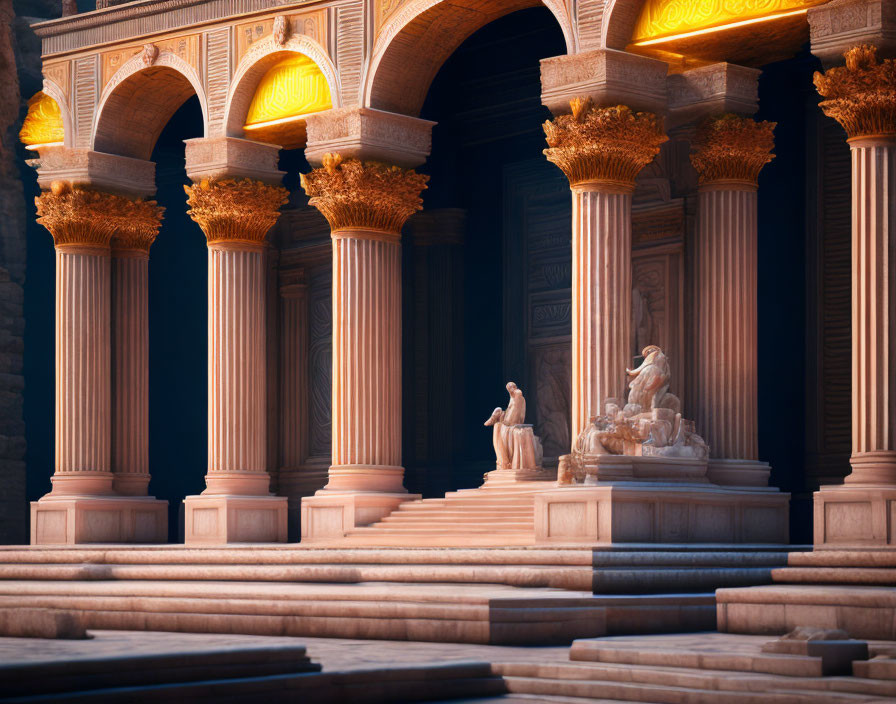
[543,99,667,190]
[35,181,163,251]
[814,45,896,140]
[300,153,429,236]
[690,114,776,187]
[184,178,288,248]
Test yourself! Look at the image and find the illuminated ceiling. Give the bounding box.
[628,0,829,67]
[242,54,332,149]
[19,92,64,149]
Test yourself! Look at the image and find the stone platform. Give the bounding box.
[0,544,794,645]
[718,550,896,640]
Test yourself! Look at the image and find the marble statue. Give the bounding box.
[559,346,707,484]
[484,382,544,471]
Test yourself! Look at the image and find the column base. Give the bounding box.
[707,459,772,487]
[301,491,421,542]
[30,495,168,545]
[183,494,288,544]
[813,484,896,548]
[535,483,790,543]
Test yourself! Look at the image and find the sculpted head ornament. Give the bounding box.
[273,16,290,46]
[141,44,159,68]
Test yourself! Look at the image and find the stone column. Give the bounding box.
[30,182,167,544]
[182,178,289,544]
[543,99,667,445]
[812,45,896,547]
[110,205,164,496]
[299,154,428,540]
[690,114,776,487]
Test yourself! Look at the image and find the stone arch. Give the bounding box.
[364,0,577,117]
[93,51,208,160]
[223,35,341,139]
[40,78,74,148]
[601,0,647,49]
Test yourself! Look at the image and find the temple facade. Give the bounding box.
[9,0,895,553]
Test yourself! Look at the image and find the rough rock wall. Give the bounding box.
[0,0,27,543]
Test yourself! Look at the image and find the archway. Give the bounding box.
[93,57,206,160]
[365,0,573,116]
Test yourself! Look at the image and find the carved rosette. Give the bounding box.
[690,114,776,187]
[184,178,288,248]
[35,181,160,250]
[543,99,668,191]
[300,153,429,237]
[814,45,896,140]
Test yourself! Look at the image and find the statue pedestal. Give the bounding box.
[535,482,789,544]
[813,484,896,548]
[483,467,556,487]
[301,491,421,541]
[578,455,710,483]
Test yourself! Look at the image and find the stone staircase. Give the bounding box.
[0,545,794,645]
[341,482,548,546]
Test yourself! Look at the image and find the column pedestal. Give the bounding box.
[812,47,896,548]
[183,179,289,544]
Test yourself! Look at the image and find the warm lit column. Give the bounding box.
[110,202,164,495]
[185,179,288,496]
[35,183,121,496]
[301,154,428,495]
[816,46,896,486]
[690,115,775,485]
[543,99,667,444]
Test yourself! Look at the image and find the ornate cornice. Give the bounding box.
[300,153,429,236]
[814,45,896,140]
[35,181,161,250]
[690,113,776,187]
[184,178,288,248]
[543,99,668,190]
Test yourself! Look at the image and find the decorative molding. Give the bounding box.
[43,61,71,99]
[184,178,288,247]
[543,99,668,189]
[690,113,776,187]
[101,33,199,89]
[300,153,428,235]
[235,9,325,61]
[814,44,896,139]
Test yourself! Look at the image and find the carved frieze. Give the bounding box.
[101,33,200,89]
[43,61,70,99]
[236,10,326,61]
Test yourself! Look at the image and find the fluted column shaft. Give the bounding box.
[301,154,428,495]
[571,187,632,442]
[184,179,288,496]
[848,138,896,482]
[54,246,112,493]
[814,45,896,485]
[695,186,759,459]
[109,209,162,495]
[543,100,667,445]
[690,114,775,467]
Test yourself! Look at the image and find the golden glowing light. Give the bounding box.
[243,54,331,147]
[631,0,826,44]
[19,92,64,149]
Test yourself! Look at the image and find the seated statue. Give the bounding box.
[484,382,544,471]
[559,346,707,485]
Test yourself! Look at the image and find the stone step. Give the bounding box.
[0,546,593,566]
[593,567,778,594]
[717,585,896,640]
[853,655,896,680]
[0,562,593,590]
[771,567,896,585]
[375,519,535,529]
[347,525,535,535]
[0,642,319,698]
[0,580,714,645]
[388,508,534,518]
[496,661,895,702]
[4,661,503,703]
[785,551,896,568]
[591,551,791,568]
